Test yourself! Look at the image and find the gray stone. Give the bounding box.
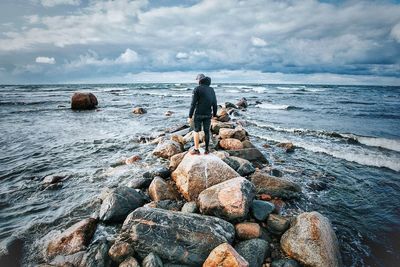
[144,200,185,211]
[153,140,183,159]
[226,148,268,166]
[267,214,290,235]
[119,256,140,267]
[108,240,134,263]
[271,259,300,267]
[127,177,153,189]
[235,239,270,267]
[80,239,110,267]
[251,200,275,221]
[181,201,198,213]
[142,252,163,267]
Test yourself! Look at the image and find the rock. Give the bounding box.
[271,199,286,214]
[0,237,24,267]
[225,102,238,109]
[165,111,174,116]
[80,239,110,267]
[46,218,97,259]
[132,107,147,114]
[170,134,185,147]
[181,201,198,213]
[153,140,183,159]
[241,140,255,149]
[220,138,244,150]
[262,143,271,149]
[250,170,301,199]
[271,259,300,267]
[49,251,85,266]
[198,177,256,221]
[222,156,255,177]
[127,177,153,189]
[235,239,270,267]
[235,222,262,240]
[203,243,248,267]
[270,168,283,177]
[277,142,295,153]
[251,200,275,221]
[226,148,268,166]
[120,207,235,266]
[266,214,290,235]
[149,177,180,201]
[219,127,247,141]
[258,194,272,201]
[169,152,187,171]
[144,166,171,179]
[125,155,141,164]
[42,175,64,184]
[142,252,163,267]
[71,92,98,110]
[108,241,133,263]
[236,98,248,109]
[120,256,140,267]
[171,153,239,201]
[210,120,235,134]
[217,108,230,122]
[144,200,185,211]
[280,212,342,267]
[99,186,146,222]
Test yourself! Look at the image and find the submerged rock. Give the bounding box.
[132,107,147,114]
[153,140,183,159]
[277,142,295,153]
[198,177,256,221]
[120,207,235,266]
[250,170,301,199]
[171,153,239,201]
[45,218,97,259]
[71,92,98,110]
[280,212,342,267]
[236,98,248,109]
[148,177,180,201]
[219,138,244,150]
[99,186,146,222]
[235,239,270,267]
[203,243,249,267]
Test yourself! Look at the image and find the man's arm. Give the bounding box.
[212,88,218,118]
[189,87,199,118]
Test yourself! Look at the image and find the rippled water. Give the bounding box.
[0,84,399,266]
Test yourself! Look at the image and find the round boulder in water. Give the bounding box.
[71,92,98,110]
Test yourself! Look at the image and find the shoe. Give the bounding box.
[190,148,200,155]
[204,149,210,155]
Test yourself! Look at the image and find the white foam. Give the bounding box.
[344,135,400,152]
[226,89,241,93]
[256,103,291,110]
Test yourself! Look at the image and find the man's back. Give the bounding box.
[189,77,217,118]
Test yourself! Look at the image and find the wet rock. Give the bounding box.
[210,120,235,134]
[46,218,97,259]
[280,212,342,267]
[80,239,110,267]
[270,168,283,177]
[203,243,248,267]
[50,251,85,266]
[142,252,163,267]
[120,256,140,267]
[181,201,198,213]
[42,175,64,184]
[127,177,153,189]
[144,200,185,211]
[108,240,133,263]
[149,177,180,201]
[99,186,146,222]
[171,153,239,201]
[71,92,98,110]
[153,140,183,159]
[235,222,262,240]
[236,98,248,109]
[198,177,256,221]
[132,107,147,114]
[165,111,174,116]
[222,156,255,177]
[271,259,300,267]
[0,237,23,267]
[235,239,270,267]
[241,140,256,149]
[125,155,141,164]
[144,166,171,179]
[220,138,244,150]
[267,214,290,235]
[170,134,185,147]
[277,142,295,153]
[120,207,235,266]
[169,152,187,171]
[217,108,231,122]
[219,127,247,141]
[226,148,268,166]
[251,200,275,221]
[250,170,301,199]
[271,199,286,214]
[225,102,238,109]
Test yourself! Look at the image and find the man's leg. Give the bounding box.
[191,117,201,154]
[203,118,211,152]
[193,131,200,150]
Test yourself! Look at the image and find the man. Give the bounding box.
[188,73,218,155]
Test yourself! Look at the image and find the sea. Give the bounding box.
[0,83,399,266]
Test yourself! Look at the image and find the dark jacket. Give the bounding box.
[189,77,217,119]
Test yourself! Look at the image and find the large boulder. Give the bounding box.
[280,212,342,267]
[148,177,180,201]
[211,120,235,134]
[226,148,268,166]
[45,218,97,259]
[250,170,301,199]
[153,140,183,159]
[235,239,270,267]
[219,127,247,141]
[169,152,187,171]
[71,92,98,110]
[99,186,146,222]
[120,207,235,266]
[220,138,244,150]
[198,177,256,221]
[203,243,249,267]
[171,153,239,201]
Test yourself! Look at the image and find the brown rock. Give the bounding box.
[119,256,140,267]
[217,108,231,122]
[203,243,249,267]
[71,92,98,110]
[235,222,262,240]
[125,155,141,164]
[211,120,235,134]
[220,138,244,150]
[172,153,239,201]
[132,107,147,114]
[169,151,188,171]
[241,140,256,149]
[259,194,272,201]
[219,127,247,141]
[108,241,133,263]
[277,142,295,153]
[271,199,286,214]
[152,140,183,159]
[262,143,271,149]
[46,218,97,259]
[148,177,180,201]
[198,177,256,221]
[236,98,248,109]
[266,214,290,235]
[281,212,342,267]
[226,148,268,166]
[170,134,185,146]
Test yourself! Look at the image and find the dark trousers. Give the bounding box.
[194,116,211,150]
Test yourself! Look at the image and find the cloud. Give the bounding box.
[116,48,139,63]
[35,56,56,64]
[251,36,267,47]
[39,0,81,7]
[391,22,400,42]
[176,52,189,60]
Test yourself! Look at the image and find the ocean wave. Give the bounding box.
[141,92,191,97]
[337,100,374,105]
[342,134,400,152]
[256,103,297,110]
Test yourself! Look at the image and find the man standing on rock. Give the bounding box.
[188,74,218,155]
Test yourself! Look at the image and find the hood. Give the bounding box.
[199,76,211,86]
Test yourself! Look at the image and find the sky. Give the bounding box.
[0,0,400,85]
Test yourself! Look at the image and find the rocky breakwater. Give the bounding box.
[37,98,342,267]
